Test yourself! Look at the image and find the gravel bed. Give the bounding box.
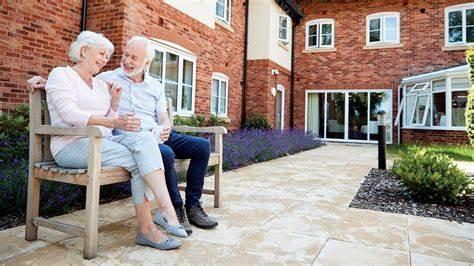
[350,168,474,224]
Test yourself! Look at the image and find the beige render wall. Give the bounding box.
[163,0,216,29]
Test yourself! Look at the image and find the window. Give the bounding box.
[305,19,335,49]
[366,12,400,45]
[148,40,197,115]
[216,0,231,24]
[279,15,290,43]
[211,73,228,117]
[445,3,474,46]
[400,76,469,129]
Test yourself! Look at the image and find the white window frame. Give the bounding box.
[216,0,231,25]
[445,3,474,47]
[149,40,197,116]
[276,84,285,130]
[210,72,229,117]
[401,76,469,130]
[366,12,400,46]
[278,15,290,43]
[305,19,335,50]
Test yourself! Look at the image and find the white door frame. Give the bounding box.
[276,84,285,130]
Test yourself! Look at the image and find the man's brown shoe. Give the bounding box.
[186,205,218,229]
[175,206,193,235]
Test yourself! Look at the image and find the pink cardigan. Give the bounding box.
[45,66,118,156]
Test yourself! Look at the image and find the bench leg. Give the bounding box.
[84,179,100,259]
[214,164,221,208]
[25,174,41,241]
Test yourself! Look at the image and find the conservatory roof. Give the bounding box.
[401,64,469,85]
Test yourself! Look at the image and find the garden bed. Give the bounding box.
[350,168,474,223]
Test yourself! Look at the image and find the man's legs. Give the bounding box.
[164,132,217,229]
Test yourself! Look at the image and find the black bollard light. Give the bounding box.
[377,110,387,170]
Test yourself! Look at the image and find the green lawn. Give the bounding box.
[387,144,474,162]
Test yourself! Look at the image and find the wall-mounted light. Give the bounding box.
[271,87,277,97]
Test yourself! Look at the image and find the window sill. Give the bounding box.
[442,45,474,51]
[278,41,290,51]
[215,19,233,32]
[303,47,337,53]
[402,126,466,131]
[363,43,402,50]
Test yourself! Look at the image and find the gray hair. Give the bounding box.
[127,36,155,63]
[68,31,114,63]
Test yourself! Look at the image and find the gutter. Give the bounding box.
[241,0,249,126]
[290,22,296,128]
[80,0,87,31]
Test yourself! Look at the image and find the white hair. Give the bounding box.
[68,31,114,63]
[127,36,155,63]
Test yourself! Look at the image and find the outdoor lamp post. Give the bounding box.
[377,110,387,170]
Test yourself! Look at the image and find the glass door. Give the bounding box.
[325,92,345,139]
[348,92,368,140]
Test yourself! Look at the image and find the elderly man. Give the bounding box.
[27,36,218,234]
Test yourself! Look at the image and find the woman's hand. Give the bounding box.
[27,76,47,93]
[108,81,122,111]
[113,112,141,131]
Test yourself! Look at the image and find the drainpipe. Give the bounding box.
[80,0,87,31]
[241,0,249,127]
[290,22,296,129]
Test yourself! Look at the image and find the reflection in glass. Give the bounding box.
[165,53,179,111]
[149,51,163,81]
[211,80,219,114]
[348,93,368,140]
[452,91,467,126]
[412,95,428,125]
[308,24,318,47]
[326,93,345,139]
[181,60,193,111]
[432,92,446,127]
[449,10,463,43]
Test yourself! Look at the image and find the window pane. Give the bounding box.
[149,51,163,81]
[165,53,179,82]
[385,28,397,41]
[165,83,178,112]
[181,85,192,111]
[216,0,224,18]
[452,77,469,90]
[467,9,474,25]
[370,30,381,42]
[412,95,428,124]
[219,97,226,114]
[326,92,345,139]
[220,81,226,96]
[279,28,287,40]
[467,26,474,43]
[369,18,380,31]
[448,10,462,27]
[212,79,219,96]
[449,27,463,43]
[385,17,397,28]
[211,96,218,114]
[226,0,230,21]
[279,16,287,28]
[348,92,368,140]
[321,24,331,34]
[321,35,332,45]
[432,80,446,91]
[182,60,193,86]
[432,92,446,126]
[308,24,317,35]
[452,91,467,126]
[309,36,317,47]
[405,95,416,124]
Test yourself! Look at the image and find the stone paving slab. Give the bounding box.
[1,143,473,265]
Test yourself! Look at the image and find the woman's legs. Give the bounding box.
[54,137,169,243]
[113,133,180,225]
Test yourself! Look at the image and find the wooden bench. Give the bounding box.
[25,89,227,259]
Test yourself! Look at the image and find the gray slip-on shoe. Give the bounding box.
[135,231,181,250]
[153,212,188,238]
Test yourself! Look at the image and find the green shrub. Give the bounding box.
[242,113,271,130]
[392,147,473,204]
[173,115,206,127]
[0,104,30,163]
[465,50,474,145]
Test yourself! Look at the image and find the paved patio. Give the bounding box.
[1,143,473,265]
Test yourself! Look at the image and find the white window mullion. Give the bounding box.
[324,93,327,139]
[176,57,183,114]
[446,77,453,127]
[463,9,467,43]
[344,92,349,140]
[422,94,431,126]
[162,52,168,101]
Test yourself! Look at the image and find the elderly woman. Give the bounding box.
[44,31,186,250]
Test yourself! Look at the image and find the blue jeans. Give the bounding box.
[160,132,211,209]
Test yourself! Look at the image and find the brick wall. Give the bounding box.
[401,129,470,145]
[295,0,470,144]
[0,0,82,110]
[246,59,291,129]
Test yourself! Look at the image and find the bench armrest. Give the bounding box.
[35,125,103,137]
[173,125,227,134]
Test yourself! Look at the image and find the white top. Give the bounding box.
[45,66,118,156]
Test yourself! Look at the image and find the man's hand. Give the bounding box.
[114,112,141,131]
[160,126,171,142]
[107,81,122,111]
[27,76,47,93]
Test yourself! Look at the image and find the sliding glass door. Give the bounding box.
[306,90,392,143]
